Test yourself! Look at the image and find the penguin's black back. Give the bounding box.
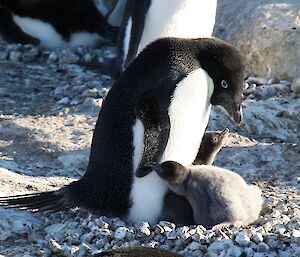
[1,0,117,41]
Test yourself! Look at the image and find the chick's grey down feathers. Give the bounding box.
[154,161,263,228]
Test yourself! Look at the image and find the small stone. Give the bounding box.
[252,232,264,243]
[225,246,242,257]
[136,221,151,237]
[82,88,100,98]
[48,239,62,253]
[80,232,94,243]
[114,227,127,240]
[257,242,270,252]
[98,228,112,237]
[83,53,93,62]
[235,232,251,247]
[246,77,268,85]
[189,242,201,251]
[274,224,286,235]
[244,247,255,257]
[9,51,22,61]
[48,51,58,62]
[23,47,40,62]
[56,97,70,105]
[291,78,300,93]
[58,49,80,64]
[166,230,177,240]
[154,224,164,234]
[70,245,80,254]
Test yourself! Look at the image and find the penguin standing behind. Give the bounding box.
[94,0,218,77]
[153,161,263,228]
[0,37,245,225]
[0,0,119,48]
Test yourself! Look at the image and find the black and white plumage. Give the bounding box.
[0,0,119,48]
[153,161,263,228]
[94,0,218,77]
[0,37,245,224]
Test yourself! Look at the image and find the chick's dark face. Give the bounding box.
[209,46,245,125]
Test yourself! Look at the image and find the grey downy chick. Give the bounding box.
[158,129,230,224]
[153,161,263,228]
[193,128,229,165]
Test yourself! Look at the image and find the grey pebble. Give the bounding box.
[235,232,251,246]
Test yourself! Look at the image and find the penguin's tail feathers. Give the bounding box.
[0,189,68,212]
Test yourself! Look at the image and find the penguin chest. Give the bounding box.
[128,68,214,224]
[12,15,101,48]
[128,119,168,225]
[161,68,214,166]
[138,0,217,53]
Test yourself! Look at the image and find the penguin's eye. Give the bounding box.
[221,80,228,89]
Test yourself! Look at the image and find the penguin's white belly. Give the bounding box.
[12,15,101,49]
[138,0,217,53]
[128,68,214,224]
[128,119,168,225]
[161,68,214,165]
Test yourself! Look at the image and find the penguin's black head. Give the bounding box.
[153,161,189,184]
[198,38,245,124]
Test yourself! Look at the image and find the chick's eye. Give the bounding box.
[212,137,218,143]
[221,80,228,88]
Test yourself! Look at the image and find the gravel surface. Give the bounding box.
[0,40,299,257]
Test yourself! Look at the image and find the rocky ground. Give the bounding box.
[0,41,299,257]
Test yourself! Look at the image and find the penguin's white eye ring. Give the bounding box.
[221,80,228,88]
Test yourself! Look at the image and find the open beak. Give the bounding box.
[220,128,230,137]
[217,93,243,125]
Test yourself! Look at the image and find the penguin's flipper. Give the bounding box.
[135,87,171,178]
[117,0,151,70]
[0,190,66,212]
[0,6,40,45]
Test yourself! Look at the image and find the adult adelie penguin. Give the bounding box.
[0,0,119,48]
[98,0,218,76]
[0,37,245,225]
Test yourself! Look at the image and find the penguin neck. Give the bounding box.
[160,68,214,166]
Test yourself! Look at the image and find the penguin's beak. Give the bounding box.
[217,92,243,125]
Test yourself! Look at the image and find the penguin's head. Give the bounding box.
[199,38,245,124]
[153,161,189,185]
[207,128,230,146]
